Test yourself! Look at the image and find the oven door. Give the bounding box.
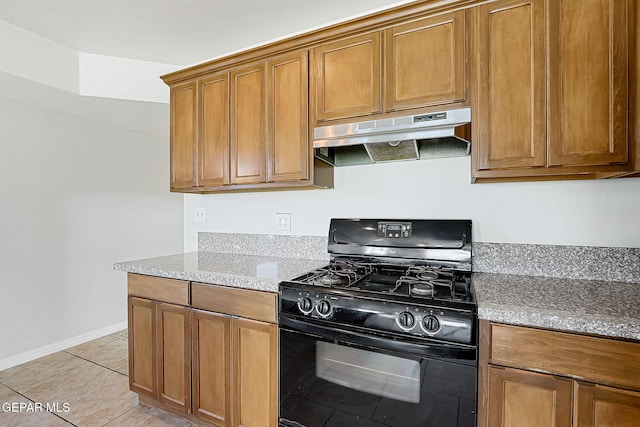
[279,315,477,427]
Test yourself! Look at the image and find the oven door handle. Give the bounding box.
[279,314,476,362]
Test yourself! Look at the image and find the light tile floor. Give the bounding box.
[0,330,196,426]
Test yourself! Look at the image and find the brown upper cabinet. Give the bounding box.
[267,52,310,183]
[546,0,629,168]
[472,0,547,172]
[313,32,382,121]
[312,11,467,124]
[167,51,328,193]
[199,73,230,187]
[163,0,637,186]
[230,63,266,185]
[385,11,466,112]
[472,0,636,181]
[170,82,198,189]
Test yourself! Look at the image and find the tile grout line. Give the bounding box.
[61,351,129,378]
[69,375,139,427]
[0,353,92,395]
[0,380,78,426]
[0,332,128,385]
[2,352,127,426]
[51,374,132,426]
[0,332,129,426]
[57,348,132,426]
[98,404,139,427]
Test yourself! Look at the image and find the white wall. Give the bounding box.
[184,156,640,251]
[0,19,78,93]
[0,98,183,366]
[79,53,180,103]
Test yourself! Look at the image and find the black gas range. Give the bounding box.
[279,219,477,427]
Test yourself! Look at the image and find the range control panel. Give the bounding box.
[280,285,474,345]
[377,221,412,238]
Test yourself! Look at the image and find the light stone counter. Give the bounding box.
[115,233,640,341]
[114,252,327,293]
[474,272,640,340]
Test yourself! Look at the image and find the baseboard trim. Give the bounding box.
[0,321,128,371]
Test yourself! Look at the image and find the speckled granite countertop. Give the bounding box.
[114,252,327,293]
[114,249,640,341]
[474,272,640,340]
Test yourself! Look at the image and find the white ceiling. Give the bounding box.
[0,0,415,66]
[0,0,414,138]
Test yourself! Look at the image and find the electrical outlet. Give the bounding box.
[276,213,291,231]
[194,208,207,223]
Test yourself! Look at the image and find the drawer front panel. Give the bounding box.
[127,273,189,306]
[192,283,277,324]
[490,323,640,390]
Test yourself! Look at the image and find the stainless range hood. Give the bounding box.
[314,107,471,167]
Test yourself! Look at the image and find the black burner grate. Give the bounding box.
[293,261,472,303]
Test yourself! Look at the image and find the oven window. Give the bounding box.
[280,328,476,427]
[317,341,420,404]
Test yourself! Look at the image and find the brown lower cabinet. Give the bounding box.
[192,310,231,426]
[487,366,573,427]
[480,320,640,427]
[128,296,157,398]
[192,311,278,427]
[157,303,191,412]
[128,297,191,413]
[128,274,278,427]
[232,317,278,427]
[574,382,640,427]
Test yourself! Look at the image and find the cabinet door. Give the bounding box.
[192,310,231,427]
[575,382,640,427]
[487,366,572,427]
[157,303,191,413]
[230,63,266,184]
[473,0,546,171]
[200,73,230,187]
[232,318,278,427]
[385,11,465,111]
[267,51,309,182]
[170,82,198,189]
[547,0,629,167]
[313,32,382,121]
[128,297,156,398]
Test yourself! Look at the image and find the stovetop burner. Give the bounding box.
[305,260,373,287]
[294,261,473,304]
[318,273,344,286]
[410,282,436,297]
[279,219,475,344]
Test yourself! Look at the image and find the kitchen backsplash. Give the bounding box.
[199,232,329,261]
[473,242,640,283]
[199,233,639,283]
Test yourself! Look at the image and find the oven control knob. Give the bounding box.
[316,300,332,317]
[422,315,440,333]
[396,311,416,330]
[298,297,313,314]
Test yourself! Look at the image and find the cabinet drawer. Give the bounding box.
[489,323,640,390]
[127,273,189,306]
[191,283,277,324]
